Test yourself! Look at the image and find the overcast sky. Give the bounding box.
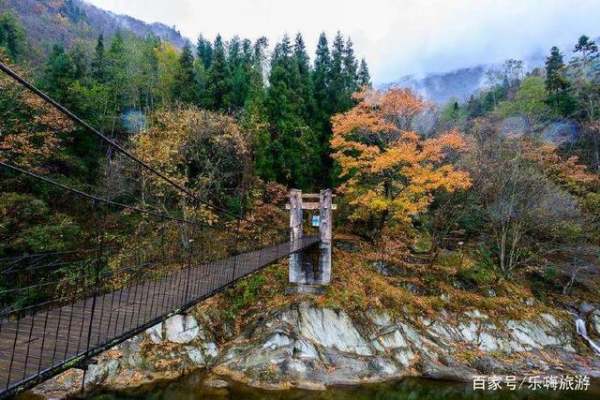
[86,0,600,84]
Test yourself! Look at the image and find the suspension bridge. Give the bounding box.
[0,61,332,398]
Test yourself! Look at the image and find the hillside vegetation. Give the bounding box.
[0,1,599,332]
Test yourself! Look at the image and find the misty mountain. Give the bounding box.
[0,0,187,60]
[382,54,548,104]
[382,66,488,105]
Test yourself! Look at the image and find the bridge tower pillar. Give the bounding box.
[287,189,335,292]
[288,189,304,283]
[318,188,332,285]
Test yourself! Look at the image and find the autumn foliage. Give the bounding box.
[331,88,471,239]
[131,106,251,223]
[0,54,74,172]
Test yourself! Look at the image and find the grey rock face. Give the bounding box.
[421,358,477,382]
[211,304,582,389]
[591,310,600,336]
[204,378,229,388]
[41,305,593,396]
[145,323,163,344]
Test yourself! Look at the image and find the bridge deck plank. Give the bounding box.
[0,238,318,396]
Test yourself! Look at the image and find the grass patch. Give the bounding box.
[193,235,595,339]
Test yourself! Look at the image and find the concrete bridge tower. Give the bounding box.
[287,189,335,293]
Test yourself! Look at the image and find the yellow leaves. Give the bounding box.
[331,105,395,139]
[130,105,250,224]
[331,87,472,233]
[370,140,418,173]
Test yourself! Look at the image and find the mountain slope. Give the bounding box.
[381,38,600,105]
[0,0,187,58]
[383,66,488,104]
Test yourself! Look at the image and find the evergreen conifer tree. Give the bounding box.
[173,42,199,104]
[196,34,213,69]
[545,46,575,116]
[312,32,331,127]
[91,34,107,83]
[357,58,371,87]
[342,37,359,101]
[265,35,319,188]
[43,45,77,105]
[329,31,346,113]
[293,33,314,120]
[0,11,25,61]
[206,34,232,111]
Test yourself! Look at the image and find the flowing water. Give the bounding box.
[575,318,600,355]
[87,373,600,400]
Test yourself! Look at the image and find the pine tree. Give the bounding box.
[342,37,359,100]
[572,36,600,171]
[108,31,126,66]
[312,32,331,125]
[545,46,575,116]
[196,34,213,69]
[205,34,232,111]
[248,36,268,95]
[173,42,199,104]
[293,33,314,120]
[228,36,250,110]
[107,32,128,111]
[91,34,107,83]
[244,37,270,181]
[574,35,599,69]
[357,58,371,87]
[139,35,161,110]
[43,45,77,105]
[0,11,25,61]
[265,35,319,189]
[69,44,87,81]
[329,31,346,113]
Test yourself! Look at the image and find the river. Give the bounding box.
[87,373,600,400]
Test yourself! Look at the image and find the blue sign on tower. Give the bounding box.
[311,215,320,227]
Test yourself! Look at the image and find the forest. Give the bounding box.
[0,2,599,315]
[0,4,374,313]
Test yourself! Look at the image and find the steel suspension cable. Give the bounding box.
[0,161,204,227]
[0,59,236,219]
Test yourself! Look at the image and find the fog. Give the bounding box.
[87,0,600,84]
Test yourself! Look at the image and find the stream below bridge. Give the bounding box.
[83,373,600,400]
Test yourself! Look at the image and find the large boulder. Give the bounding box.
[145,323,163,344]
[84,359,119,387]
[500,116,529,137]
[165,314,201,344]
[297,305,373,356]
[579,302,596,315]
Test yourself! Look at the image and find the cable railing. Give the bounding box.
[0,57,319,398]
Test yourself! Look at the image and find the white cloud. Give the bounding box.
[86,0,600,83]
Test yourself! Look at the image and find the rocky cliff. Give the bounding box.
[31,302,600,398]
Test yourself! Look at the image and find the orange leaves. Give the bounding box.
[379,87,427,124]
[521,139,598,193]
[330,87,472,234]
[331,103,394,139]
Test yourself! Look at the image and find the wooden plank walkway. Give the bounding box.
[0,237,319,398]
